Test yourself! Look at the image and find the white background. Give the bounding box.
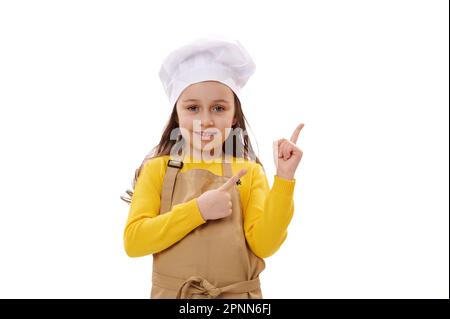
[0,0,448,299]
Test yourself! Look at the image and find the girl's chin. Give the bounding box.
[191,142,221,151]
[194,144,215,151]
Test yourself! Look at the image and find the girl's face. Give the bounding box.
[176,81,236,158]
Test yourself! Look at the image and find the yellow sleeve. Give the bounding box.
[243,162,296,258]
[123,157,206,257]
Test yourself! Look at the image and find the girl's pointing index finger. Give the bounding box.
[290,123,305,144]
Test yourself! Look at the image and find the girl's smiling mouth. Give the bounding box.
[194,131,218,141]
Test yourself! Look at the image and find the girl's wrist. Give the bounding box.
[276,172,294,180]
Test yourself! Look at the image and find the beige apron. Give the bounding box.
[150,155,266,299]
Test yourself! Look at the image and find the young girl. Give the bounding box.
[122,36,304,299]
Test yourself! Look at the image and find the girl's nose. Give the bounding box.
[200,114,214,127]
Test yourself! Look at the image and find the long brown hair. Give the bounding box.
[120,92,263,204]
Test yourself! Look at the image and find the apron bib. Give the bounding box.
[150,154,266,299]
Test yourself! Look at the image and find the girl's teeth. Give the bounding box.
[195,132,215,140]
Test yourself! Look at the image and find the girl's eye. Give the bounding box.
[187,105,198,112]
[213,105,225,112]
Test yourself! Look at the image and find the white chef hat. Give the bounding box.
[159,35,256,107]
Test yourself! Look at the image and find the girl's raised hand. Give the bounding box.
[273,123,304,180]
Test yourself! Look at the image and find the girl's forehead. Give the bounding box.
[181,81,234,97]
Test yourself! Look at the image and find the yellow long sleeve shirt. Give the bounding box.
[123,155,296,259]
